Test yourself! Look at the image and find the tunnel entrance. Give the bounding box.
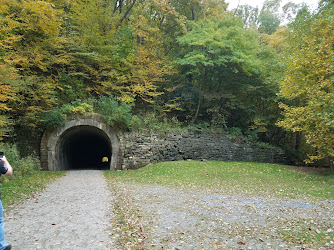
[59,126,112,170]
[40,114,121,171]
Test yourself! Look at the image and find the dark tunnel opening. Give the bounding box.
[59,126,112,170]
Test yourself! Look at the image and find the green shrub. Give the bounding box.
[61,99,94,115]
[245,129,259,142]
[129,113,183,133]
[254,141,274,149]
[41,96,132,130]
[0,144,40,182]
[40,108,66,129]
[96,96,132,130]
[228,127,243,139]
[194,122,210,131]
[15,155,40,178]
[129,115,142,132]
[0,144,20,166]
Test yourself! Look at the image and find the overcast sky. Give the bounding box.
[226,0,319,10]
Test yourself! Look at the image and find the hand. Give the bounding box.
[0,156,13,176]
[0,155,7,162]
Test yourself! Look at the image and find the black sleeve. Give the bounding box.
[0,162,8,175]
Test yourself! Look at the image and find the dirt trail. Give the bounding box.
[4,170,114,250]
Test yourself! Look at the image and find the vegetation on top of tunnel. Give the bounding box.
[41,96,132,130]
[41,96,186,133]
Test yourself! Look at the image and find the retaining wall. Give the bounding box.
[118,130,290,170]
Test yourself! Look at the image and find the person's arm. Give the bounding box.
[0,156,13,176]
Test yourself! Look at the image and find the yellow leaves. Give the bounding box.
[69,103,94,115]
[163,98,183,112]
[0,84,14,106]
[250,117,268,133]
[22,0,63,37]
[132,83,147,93]
[280,11,334,104]
[105,11,174,105]
[0,64,16,115]
[202,0,228,18]
[151,0,184,27]
[0,7,17,135]
[0,15,21,50]
[165,84,183,93]
[0,0,67,76]
[3,0,62,37]
[277,105,306,132]
[118,95,135,105]
[264,27,289,53]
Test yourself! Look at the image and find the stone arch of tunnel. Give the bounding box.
[40,115,121,171]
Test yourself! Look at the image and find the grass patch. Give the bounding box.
[279,218,334,248]
[105,161,334,200]
[1,171,65,209]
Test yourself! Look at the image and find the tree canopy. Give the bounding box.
[0,0,333,166]
[278,2,334,164]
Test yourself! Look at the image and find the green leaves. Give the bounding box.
[40,108,66,130]
[0,0,331,167]
[41,96,132,130]
[177,16,259,71]
[278,2,334,162]
[175,15,280,129]
[96,95,132,129]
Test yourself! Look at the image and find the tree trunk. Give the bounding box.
[191,6,195,20]
[113,0,119,13]
[113,0,123,13]
[159,15,165,30]
[234,0,241,16]
[192,82,202,124]
[116,0,137,28]
[295,131,301,151]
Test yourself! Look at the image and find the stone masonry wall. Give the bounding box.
[118,130,290,170]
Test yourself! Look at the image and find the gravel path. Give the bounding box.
[112,182,334,249]
[4,170,114,249]
[3,170,334,249]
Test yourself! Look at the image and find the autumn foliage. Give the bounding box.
[0,0,333,165]
[278,3,334,164]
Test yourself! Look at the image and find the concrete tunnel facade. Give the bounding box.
[40,114,121,171]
